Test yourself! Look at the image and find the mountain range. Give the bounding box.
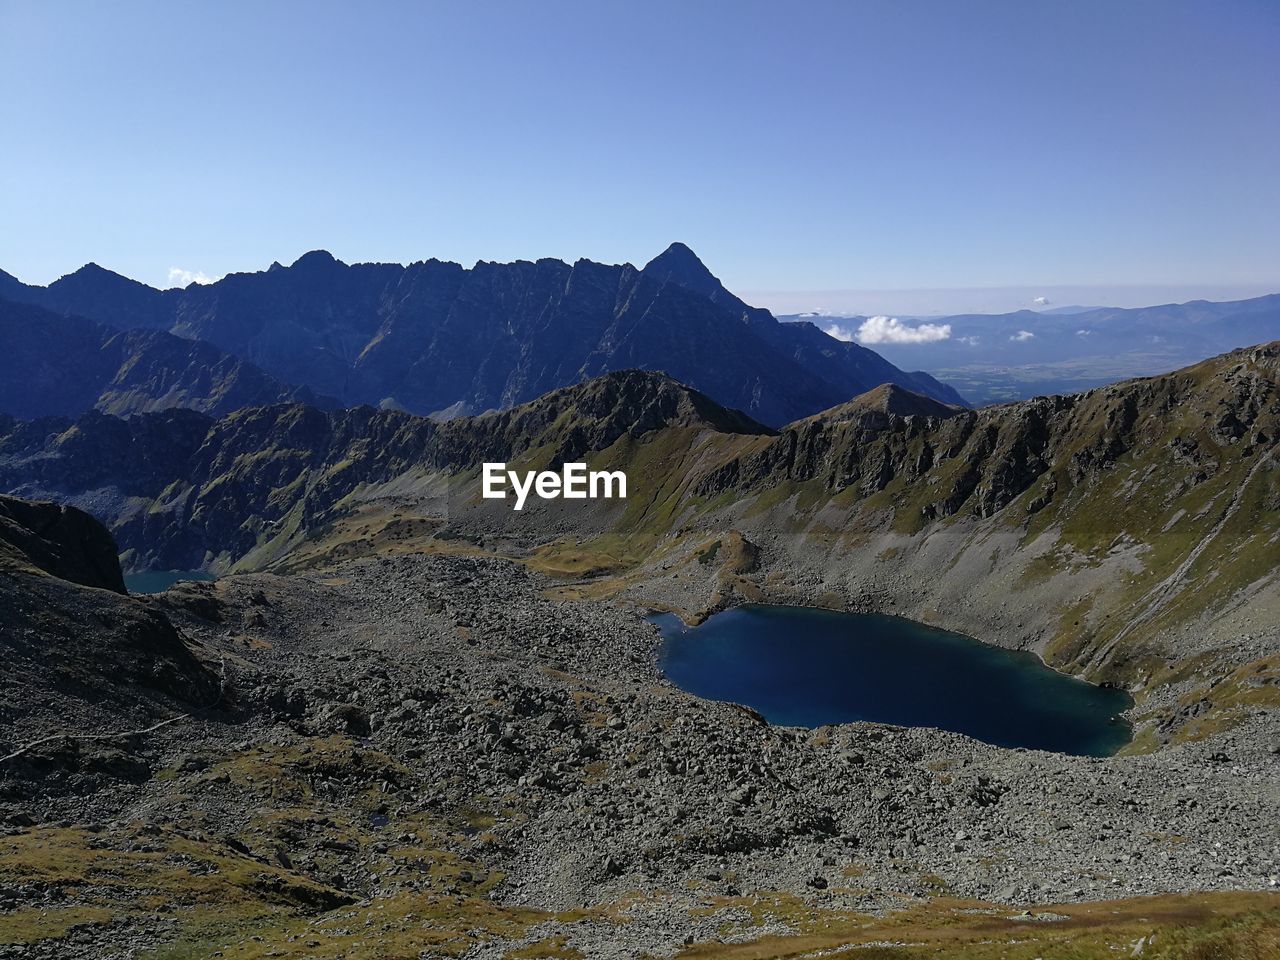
[3,342,1275,745]
[0,244,963,426]
[5,398,1275,956]
[782,294,1280,404]
[2,256,1278,955]
[0,298,335,419]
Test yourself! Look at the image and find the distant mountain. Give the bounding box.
[0,370,774,571]
[0,262,174,330]
[1,245,965,426]
[0,298,335,420]
[780,294,1280,404]
[1037,305,1107,316]
[2,345,1275,724]
[798,383,966,425]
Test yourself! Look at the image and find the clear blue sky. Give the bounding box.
[2,0,1277,313]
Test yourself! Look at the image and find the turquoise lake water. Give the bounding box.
[654,604,1132,757]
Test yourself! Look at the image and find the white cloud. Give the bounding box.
[1010,330,1035,342]
[1032,296,1050,306]
[958,335,980,346]
[1076,329,1092,337]
[837,315,952,345]
[166,267,222,288]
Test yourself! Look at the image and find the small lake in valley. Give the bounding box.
[653,605,1132,757]
[124,570,217,594]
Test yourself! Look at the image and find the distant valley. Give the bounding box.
[782,294,1280,404]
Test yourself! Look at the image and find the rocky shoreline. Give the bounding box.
[4,551,1277,958]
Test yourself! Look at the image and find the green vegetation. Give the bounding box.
[145,345,1277,751]
[675,892,1280,960]
[0,737,550,957]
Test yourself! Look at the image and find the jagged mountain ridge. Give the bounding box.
[1,345,1275,730]
[0,371,771,570]
[0,298,336,419]
[690,342,1279,540]
[2,349,1274,580]
[0,245,964,426]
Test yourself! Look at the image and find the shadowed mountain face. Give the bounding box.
[1,344,1278,756]
[0,495,127,593]
[1,346,1275,709]
[0,299,336,419]
[0,371,773,570]
[1,245,965,426]
[0,494,219,761]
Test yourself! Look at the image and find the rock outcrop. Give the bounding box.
[0,495,127,592]
[0,494,220,757]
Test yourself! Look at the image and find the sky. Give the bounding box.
[2,0,1278,315]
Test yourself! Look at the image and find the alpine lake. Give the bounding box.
[654,604,1132,757]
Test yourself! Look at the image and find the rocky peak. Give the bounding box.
[52,261,147,292]
[289,249,342,271]
[35,261,171,329]
[498,370,774,439]
[641,242,726,301]
[70,262,111,277]
[807,383,969,424]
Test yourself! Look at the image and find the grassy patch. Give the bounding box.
[0,906,114,946]
[677,891,1280,960]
